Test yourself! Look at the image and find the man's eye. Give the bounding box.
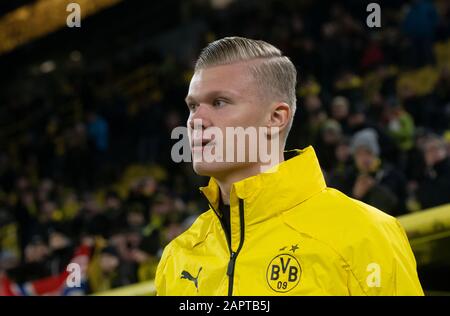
[188,103,198,111]
[213,99,227,107]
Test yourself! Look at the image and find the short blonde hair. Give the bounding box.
[195,36,297,139]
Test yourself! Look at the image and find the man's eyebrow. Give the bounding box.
[185,91,238,104]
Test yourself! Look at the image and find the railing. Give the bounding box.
[94,281,156,296]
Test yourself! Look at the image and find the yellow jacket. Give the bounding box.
[155,146,423,295]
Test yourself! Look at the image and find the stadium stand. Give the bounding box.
[0,0,449,295]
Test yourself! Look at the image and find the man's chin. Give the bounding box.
[192,161,239,177]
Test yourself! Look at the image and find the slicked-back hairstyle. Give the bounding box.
[195,36,298,141]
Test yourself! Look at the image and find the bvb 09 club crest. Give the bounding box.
[266,253,302,293]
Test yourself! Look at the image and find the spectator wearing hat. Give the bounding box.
[329,128,408,216]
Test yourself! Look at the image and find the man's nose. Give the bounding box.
[188,104,212,130]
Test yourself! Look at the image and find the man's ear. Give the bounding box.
[267,102,291,136]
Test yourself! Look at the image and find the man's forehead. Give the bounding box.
[187,63,255,98]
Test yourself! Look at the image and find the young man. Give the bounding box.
[155,37,423,295]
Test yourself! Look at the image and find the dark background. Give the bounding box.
[0,0,449,295]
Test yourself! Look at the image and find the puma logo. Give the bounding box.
[180,267,202,291]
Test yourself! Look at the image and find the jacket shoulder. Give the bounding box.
[155,209,215,295]
[284,187,398,239]
[282,187,423,295]
[170,209,216,250]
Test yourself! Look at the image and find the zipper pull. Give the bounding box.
[227,252,236,276]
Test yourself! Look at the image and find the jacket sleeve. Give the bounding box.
[346,217,424,296]
[391,219,424,295]
[154,245,172,296]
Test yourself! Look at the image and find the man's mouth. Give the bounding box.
[191,138,214,150]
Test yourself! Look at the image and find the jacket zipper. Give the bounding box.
[226,198,245,296]
[201,191,245,296]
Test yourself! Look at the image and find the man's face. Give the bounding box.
[331,102,349,121]
[354,147,376,173]
[185,62,270,177]
[100,253,119,273]
[424,140,447,167]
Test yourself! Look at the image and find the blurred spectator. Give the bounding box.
[0,204,20,271]
[330,96,350,134]
[86,110,109,153]
[386,103,415,153]
[402,0,439,67]
[0,0,449,294]
[361,33,385,70]
[431,66,450,132]
[330,128,407,216]
[71,195,110,240]
[87,245,123,293]
[46,227,76,276]
[7,235,51,283]
[296,95,327,148]
[416,134,450,208]
[104,191,126,237]
[327,137,353,182]
[315,119,343,172]
[64,123,93,191]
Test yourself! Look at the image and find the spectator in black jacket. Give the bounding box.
[330,128,408,216]
[417,134,450,209]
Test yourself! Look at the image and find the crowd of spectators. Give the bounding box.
[1,0,450,294]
